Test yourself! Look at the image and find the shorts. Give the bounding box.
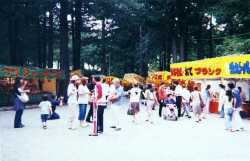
[41,114,49,123]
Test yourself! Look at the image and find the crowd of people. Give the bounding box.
[12,75,247,135]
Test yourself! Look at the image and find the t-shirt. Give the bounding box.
[191,91,201,104]
[223,95,233,109]
[182,88,191,103]
[219,89,226,104]
[129,87,142,103]
[175,85,183,97]
[78,84,90,104]
[110,85,124,105]
[102,83,110,98]
[39,101,52,114]
[67,83,78,104]
[144,89,154,100]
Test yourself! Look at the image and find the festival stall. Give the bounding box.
[0,65,64,106]
[170,54,250,115]
[146,71,171,87]
[122,73,145,90]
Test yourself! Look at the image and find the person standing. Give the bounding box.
[191,87,203,123]
[218,84,226,118]
[67,75,79,130]
[158,82,167,117]
[108,78,124,131]
[202,85,212,118]
[174,81,183,117]
[129,83,142,123]
[143,84,155,123]
[182,85,191,118]
[94,76,107,134]
[13,78,29,128]
[222,90,234,132]
[77,77,90,127]
[86,81,95,123]
[228,83,244,131]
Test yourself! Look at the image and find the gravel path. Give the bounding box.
[1,101,250,161]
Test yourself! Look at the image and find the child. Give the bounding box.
[39,95,52,129]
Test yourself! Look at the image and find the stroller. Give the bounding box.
[162,97,178,121]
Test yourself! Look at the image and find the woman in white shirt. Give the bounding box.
[67,75,79,130]
[77,77,90,127]
[143,84,155,124]
[222,90,234,131]
[191,86,202,123]
[129,83,142,123]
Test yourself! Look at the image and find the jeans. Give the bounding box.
[79,104,87,121]
[14,109,23,128]
[225,108,233,130]
[182,102,190,116]
[220,105,225,118]
[97,105,106,132]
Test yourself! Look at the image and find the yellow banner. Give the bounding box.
[170,54,250,79]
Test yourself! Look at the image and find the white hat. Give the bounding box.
[70,75,80,81]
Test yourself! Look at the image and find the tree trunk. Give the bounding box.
[41,15,47,68]
[100,17,107,75]
[72,0,82,70]
[172,36,177,63]
[59,0,70,96]
[139,25,148,77]
[184,25,189,61]
[8,17,17,65]
[197,17,204,60]
[37,17,42,68]
[48,10,54,68]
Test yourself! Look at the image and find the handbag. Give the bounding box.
[17,93,29,103]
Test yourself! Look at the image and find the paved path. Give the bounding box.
[1,102,250,161]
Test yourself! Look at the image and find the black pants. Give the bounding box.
[97,105,106,132]
[86,103,93,122]
[14,109,23,128]
[176,96,182,117]
[159,100,165,117]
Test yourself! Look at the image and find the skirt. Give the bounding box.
[130,102,140,115]
[192,103,202,115]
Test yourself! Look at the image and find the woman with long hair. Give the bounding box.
[13,78,29,128]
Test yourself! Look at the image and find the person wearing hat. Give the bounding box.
[67,75,80,130]
[108,78,124,131]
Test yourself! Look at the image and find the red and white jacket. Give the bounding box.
[94,82,107,106]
